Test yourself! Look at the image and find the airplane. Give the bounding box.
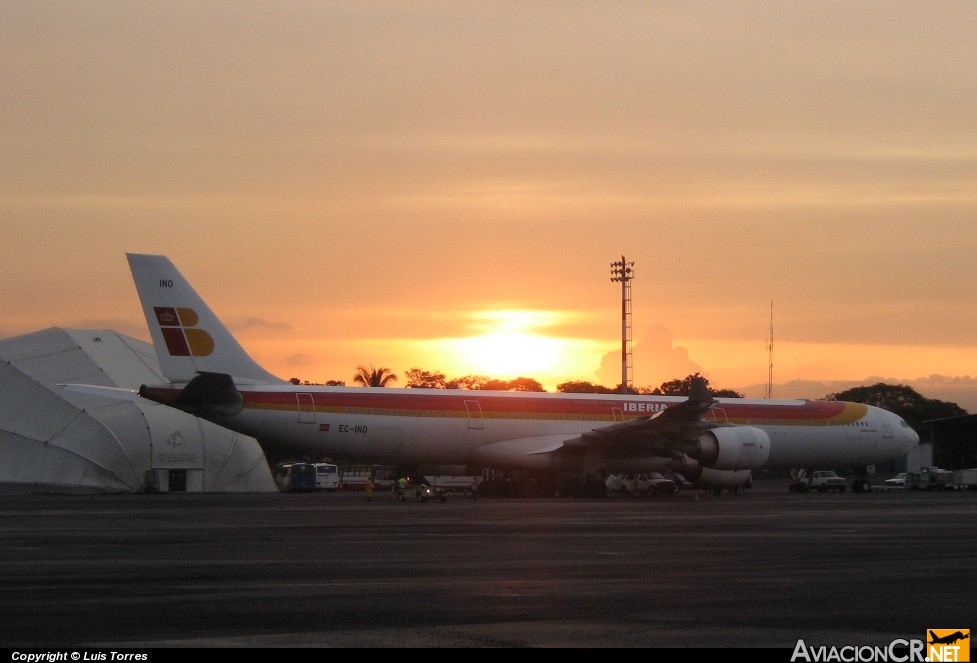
[929,631,969,645]
[65,253,920,495]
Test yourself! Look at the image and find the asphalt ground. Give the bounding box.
[1,479,974,651]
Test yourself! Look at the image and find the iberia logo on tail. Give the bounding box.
[928,629,970,662]
[153,307,215,357]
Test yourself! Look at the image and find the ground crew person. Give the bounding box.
[364,477,373,502]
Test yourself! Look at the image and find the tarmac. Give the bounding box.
[1,478,974,650]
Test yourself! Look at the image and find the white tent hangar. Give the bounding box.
[0,328,277,494]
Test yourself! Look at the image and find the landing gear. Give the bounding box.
[852,466,872,493]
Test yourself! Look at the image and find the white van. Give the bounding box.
[314,463,340,491]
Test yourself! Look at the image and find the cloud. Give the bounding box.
[595,325,702,389]
[284,353,313,368]
[899,374,977,413]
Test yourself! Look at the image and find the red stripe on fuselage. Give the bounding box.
[139,386,865,423]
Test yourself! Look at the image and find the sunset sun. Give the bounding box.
[457,330,562,376]
[444,309,589,384]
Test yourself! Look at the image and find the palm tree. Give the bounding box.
[352,364,398,388]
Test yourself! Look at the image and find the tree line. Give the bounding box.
[293,366,743,395]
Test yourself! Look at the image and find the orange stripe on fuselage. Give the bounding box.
[707,400,868,425]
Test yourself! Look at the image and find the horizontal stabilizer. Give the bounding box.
[57,384,142,402]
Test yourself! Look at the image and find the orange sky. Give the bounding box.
[3,2,977,412]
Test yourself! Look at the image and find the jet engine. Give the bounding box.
[683,426,770,471]
[667,425,770,484]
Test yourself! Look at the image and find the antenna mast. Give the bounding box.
[765,300,773,399]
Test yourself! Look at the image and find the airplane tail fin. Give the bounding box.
[126,253,285,386]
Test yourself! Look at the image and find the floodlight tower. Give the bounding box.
[765,300,774,399]
[610,256,635,394]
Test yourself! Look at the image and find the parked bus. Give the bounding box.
[339,464,395,491]
[314,463,340,491]
[275,462,317,493]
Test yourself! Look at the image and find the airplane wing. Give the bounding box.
[472,378,726,472]
[471,377,765,491]
[565,376,717,452]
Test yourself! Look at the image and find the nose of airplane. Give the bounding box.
[895,411,920,451]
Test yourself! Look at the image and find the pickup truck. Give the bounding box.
[605,472,679,496]
[883,472,908,489]
[791,470,848,493]
[396,482,448,502]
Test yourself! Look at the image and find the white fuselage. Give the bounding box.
[164,386,919,473]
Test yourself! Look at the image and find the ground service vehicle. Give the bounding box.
[663,470,695,490]
[790,469,847,493]
[809,470,848,492]
[605,472,679,496]
[424,475,481,493]
[908,467,954,491]
[396,482,448,502]
[884,472,908,489]
[952,468,976,490]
